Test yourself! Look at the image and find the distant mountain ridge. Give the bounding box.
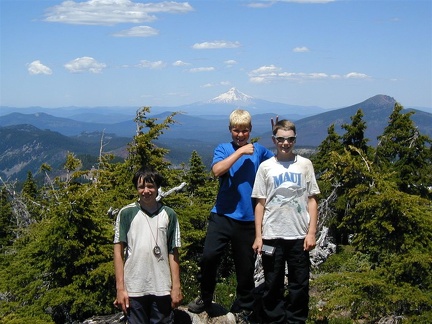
[2,87,431,119]
[0,86,327,138]
[1,94,430,144]
[295,95,432,147]
[0,87,326,120]
[1,92,432,181]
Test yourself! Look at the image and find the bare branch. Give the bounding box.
[157,182,187,201]
[0,177,33,239]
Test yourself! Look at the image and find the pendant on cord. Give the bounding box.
[153,245,161,257]
[153,245,164,261]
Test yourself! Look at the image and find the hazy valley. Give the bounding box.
[1,89,431,182]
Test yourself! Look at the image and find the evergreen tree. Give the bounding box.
[313,110,370,245]
[312,124,343,177]
[0,176,115,323]
[185,150,208,195]
[341,109,369,154]
[126,107,177,179]
[21,171,42,222]
[63,152,82,183]
[0,186,14,249]
[22,171,38,199]
[375,103,432,199]
[311,126,432,322]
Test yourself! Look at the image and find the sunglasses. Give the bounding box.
[273,136,296,143]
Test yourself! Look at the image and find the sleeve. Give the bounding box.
[211,143,228,167]
[251,164,267,199]
[253,143,274,162]
[165,207,181,253]
[306,160,320,196]
[263,146,274,161]
[113,213,122,244]
[113,205,134,244]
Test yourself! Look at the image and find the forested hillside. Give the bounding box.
[1,104,431,323]
[0,125,129,181]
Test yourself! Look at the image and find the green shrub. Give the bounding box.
[310,266,432,322]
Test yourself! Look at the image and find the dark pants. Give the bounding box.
[200,212,256,312]
[128,295,173,324]
[261,239,310,324]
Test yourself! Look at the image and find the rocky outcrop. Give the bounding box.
[81,312,124,324]
[81,305,237,324]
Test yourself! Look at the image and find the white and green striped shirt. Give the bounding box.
[114,201,181,297]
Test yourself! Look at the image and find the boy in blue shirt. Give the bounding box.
[188,109,273,321]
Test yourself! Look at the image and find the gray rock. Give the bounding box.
[80,305,237,324]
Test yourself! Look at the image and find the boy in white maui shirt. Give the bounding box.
[252,119,320,324]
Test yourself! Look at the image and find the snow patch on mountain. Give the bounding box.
[208,87,255,106]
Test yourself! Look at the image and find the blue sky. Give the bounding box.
[1,0,431,110]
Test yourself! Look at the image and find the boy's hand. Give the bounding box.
[252,237,263,254]
[171,287,183,308]
[114,289,129,314]
[303,233,316,251]
[239,143,254,155]
[271,116,279,129]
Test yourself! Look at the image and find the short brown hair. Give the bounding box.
[272,119,296,136]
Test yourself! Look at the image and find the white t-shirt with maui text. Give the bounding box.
[252,155,320,240]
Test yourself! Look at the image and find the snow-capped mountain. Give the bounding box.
[208,87,254,106]
[174,87,326,117]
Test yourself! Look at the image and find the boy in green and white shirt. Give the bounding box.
[114,167,182,324]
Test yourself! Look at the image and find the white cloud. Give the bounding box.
[249,65,370,83]
[192,41,241,49]
[308,72,328,79]
[112,26,158,37]
[201,81,231,88]
[247,2,274,8]
[137,60,166,69]
[345,72,369,79]
[276,0,334,3]
[27,60,53,75]
[277,72,297,79]
[248,0,334,7]
[172,60,190,66]
[250,65,281,74]
[64,57,106,73]
[293,46,309,53]
[224,60,237,67]
[189,67,215,72]
[44,0,194,26]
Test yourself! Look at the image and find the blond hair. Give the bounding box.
[229,109,252,129]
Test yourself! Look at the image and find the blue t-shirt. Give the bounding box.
[211,142,273,221]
